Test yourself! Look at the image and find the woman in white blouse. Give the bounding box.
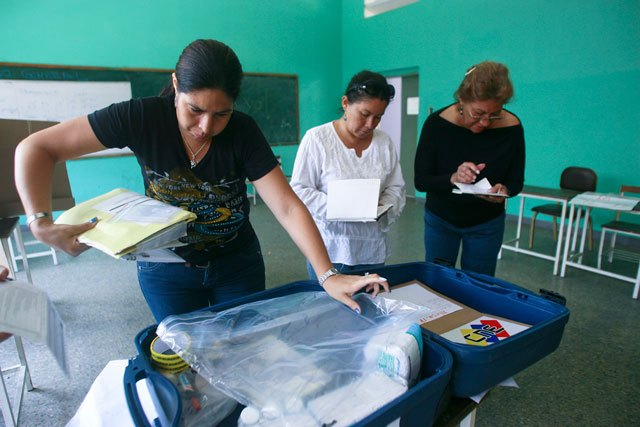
[290,70,406,279]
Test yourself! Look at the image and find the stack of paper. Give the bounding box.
[452,178,508,197]
[55,188,196,259]
[0,279,68,374]
[326,179,392,222]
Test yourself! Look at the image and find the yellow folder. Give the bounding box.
[55,188,196,258]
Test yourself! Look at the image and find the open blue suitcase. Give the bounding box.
[355,262,570,397]
[124,280,454,427]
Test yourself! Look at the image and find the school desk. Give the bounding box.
[560,192,640,299]
[499,185,581,275]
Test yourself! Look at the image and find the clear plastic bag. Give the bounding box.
[162,368,238,427]
[157,291,432,426]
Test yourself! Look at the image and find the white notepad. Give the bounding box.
[326,179,392,222]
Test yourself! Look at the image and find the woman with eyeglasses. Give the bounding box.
[414,61,525,276]
[14,41,389,321]
[291,70,406,280]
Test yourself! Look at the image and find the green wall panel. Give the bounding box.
[2,0,342,205]
[341,0,640,227]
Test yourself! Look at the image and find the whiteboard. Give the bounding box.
[0,79,133,157]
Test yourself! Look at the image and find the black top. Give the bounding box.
[414,105,525,228]
[88,95,279,262]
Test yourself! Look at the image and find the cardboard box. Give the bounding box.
[383,280,531,346]
[0,119,75,217]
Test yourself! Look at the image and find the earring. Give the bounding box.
[343,113,347,121]
[459,104,463,116]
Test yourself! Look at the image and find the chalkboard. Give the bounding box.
[0,63,299,145]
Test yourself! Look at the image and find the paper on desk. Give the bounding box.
[327,178,392,221]
[0,279,68,374]
[453,178,508,197]
[570,192,640,211]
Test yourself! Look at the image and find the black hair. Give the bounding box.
[344,70,395,104]
[159,39,243,100]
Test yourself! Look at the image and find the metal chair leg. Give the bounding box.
[597,228,606,269]
[608,233,617,263]
[13,338,33,392]
[528,212,538,248]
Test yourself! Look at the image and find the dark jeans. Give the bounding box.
[306,260,385,281]
[423,208,505,276]
[137,236,265,322]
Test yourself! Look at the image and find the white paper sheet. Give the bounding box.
[0,280,68,374]
[469,377,519,404]
[327,179,388,222]
[381,282,462,324]
[570,192,640,211]
[66,360,158,427]
[452,178,508,197]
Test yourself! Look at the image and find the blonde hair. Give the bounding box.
[454,61,514,104]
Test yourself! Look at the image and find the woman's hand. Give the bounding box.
[478,183,509,203]
[30,217,99,257]
[451,162,486,184]
[322,273,390,313]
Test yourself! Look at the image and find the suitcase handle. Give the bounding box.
[124,357,182,427]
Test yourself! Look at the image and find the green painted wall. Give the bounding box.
[2,0,342,206]
[341,0,640,227]
[4,1,638,229]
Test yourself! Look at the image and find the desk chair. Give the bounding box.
[0,334,34,427]
[597,185,640,298]
[529,167,597,250]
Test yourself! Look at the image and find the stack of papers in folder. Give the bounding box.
[326,178,392,222]
[55,188,196,259]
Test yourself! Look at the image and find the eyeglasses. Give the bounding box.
[348,80,395,99]
[467,109,504,122]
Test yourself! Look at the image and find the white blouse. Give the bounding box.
[290,122,406,265]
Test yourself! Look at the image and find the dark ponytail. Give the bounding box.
[159,39,244,100]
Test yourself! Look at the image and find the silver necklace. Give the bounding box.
[184,139,208,168]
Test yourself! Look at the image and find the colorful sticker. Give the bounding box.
[441,317,529,346]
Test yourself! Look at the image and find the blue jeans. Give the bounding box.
[423,208,505,276]
[137,236,265,322]
[306,261,385,281]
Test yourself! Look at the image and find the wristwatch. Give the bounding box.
[318,267,339,287]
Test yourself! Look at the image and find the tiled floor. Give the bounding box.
[1,198,638,426]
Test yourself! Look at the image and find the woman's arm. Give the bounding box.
[14,117,108,255]
[414,116,455,193]
[289,131,327,221]
[502,125,526,197]
[253,167,389,312]
[378,141,406,228]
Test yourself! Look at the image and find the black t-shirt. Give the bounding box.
[414,105,525,228]
[88,95,279,263]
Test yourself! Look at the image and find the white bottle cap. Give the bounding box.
[240,406,260,425]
